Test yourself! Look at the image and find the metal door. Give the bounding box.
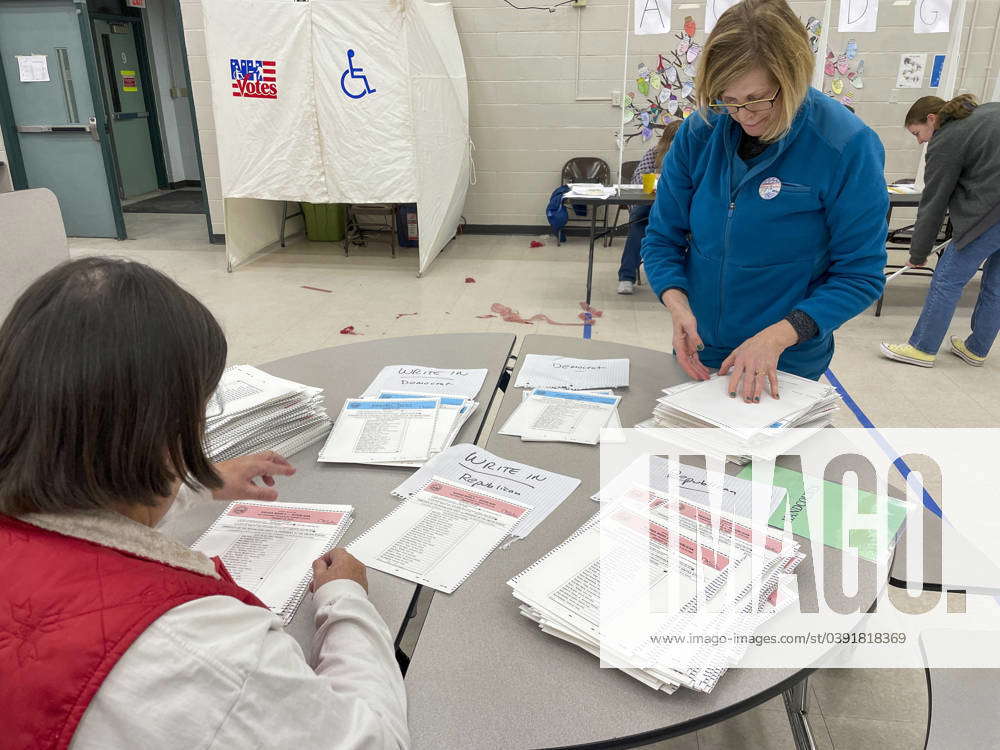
[0,0,122,237]
[93,18,159,198]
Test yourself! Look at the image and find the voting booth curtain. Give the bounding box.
[204,0,470,275]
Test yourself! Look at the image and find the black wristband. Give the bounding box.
[784,309,819,344]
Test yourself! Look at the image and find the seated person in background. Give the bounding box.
[880,93,1000,368]
[618,120,681,295]
[0,257,409,750]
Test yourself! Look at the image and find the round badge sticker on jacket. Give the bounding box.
[759,176,782,200]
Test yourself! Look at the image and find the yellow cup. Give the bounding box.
[642,172,658,193]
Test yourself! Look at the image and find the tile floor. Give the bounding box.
[69,214,999,750]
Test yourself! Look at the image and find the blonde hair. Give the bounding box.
[905,93,978,127]
[653,119,682,169]
[696,0,814,142]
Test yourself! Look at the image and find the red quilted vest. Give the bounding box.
[0,514,267,750]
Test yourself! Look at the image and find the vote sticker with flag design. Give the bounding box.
[759,177,782,200]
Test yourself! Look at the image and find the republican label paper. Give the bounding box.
[191,501,353,624]
[348,478,529,593]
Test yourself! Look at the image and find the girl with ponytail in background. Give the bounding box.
[881,94,1000,368]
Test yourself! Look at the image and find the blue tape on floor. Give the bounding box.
[825,368,943,518]
[582,313,592,339]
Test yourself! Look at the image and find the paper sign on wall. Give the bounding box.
[897,53,927,88]
[838,0,878,33]
[120,70,137,92]
[704,0,741,34]
[914,0,951,33]
[635,0,670,34]
[929,54,945,87]
[16,55,49,83]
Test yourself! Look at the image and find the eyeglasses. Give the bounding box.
[708,88,781,116]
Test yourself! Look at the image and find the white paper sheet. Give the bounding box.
[658,374,836,441]
[191,501,353,624]
[914,0,951,33]
[361,365,488,399]
[501,389,620,445]
[635,0,670,34]
[897,53,927,88]
[392,444,581,538]
[704,0,741,33]
[838,0,879,33]
[16,55,49,82]
[375,391,479,467]
[348,478,528,593]
[318,398,439,464]
[514,355,630,390]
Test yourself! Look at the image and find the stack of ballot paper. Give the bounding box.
[509,485,804,694]
[318,366,487,467]
[192,501,354,624]
[500,388,621,445]
[318,393,479,466]
[514,355,630,390]
[349,477,528,593]
[640,373,840,462]
[205,365,331,462]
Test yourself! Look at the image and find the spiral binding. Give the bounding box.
[191,501,354,623]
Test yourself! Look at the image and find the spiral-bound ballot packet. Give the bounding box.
[191,501,354,624]
[348,477,529,593]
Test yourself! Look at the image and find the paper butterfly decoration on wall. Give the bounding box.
[618,30,700,146]
[822,39,865,107]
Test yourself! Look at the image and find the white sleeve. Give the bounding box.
[72,592,409,750]
[311,580,410,748]
[155,481,213,535]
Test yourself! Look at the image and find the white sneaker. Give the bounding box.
[617,280,634,295]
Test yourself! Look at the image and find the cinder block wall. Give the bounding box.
[177,0,1000,232]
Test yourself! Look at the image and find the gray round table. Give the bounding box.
[403,335,884,750]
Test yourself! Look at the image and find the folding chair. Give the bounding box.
[559,157,611,244]
[344,204,397,258]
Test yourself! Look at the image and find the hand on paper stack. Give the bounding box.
[636,372,840,463]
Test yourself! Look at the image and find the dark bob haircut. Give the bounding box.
[0,257,226,515]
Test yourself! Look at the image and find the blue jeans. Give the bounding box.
[909,218,1000,357]
[619,204,650,282]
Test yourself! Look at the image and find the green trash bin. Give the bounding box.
[301,203,346,242]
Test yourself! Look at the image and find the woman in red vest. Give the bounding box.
[0,257,409,750]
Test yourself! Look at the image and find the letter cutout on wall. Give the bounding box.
[914,0,951,33]
[704,0,741,34]
[838,0,878,32]
[635,0,671,34]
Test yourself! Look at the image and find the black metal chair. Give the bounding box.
[344,204,397,258]
[557,157,611,246]
[606,159,641,247]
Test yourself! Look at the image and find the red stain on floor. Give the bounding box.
[395,312,418,319]
[301,285,332,293]
[465,277,476,283]
[339,326,362,335]
[487,302,596,327]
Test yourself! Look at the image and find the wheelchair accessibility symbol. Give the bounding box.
[340,49,376,100]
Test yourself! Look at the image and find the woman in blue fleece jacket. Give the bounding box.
[641,0,887,402]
